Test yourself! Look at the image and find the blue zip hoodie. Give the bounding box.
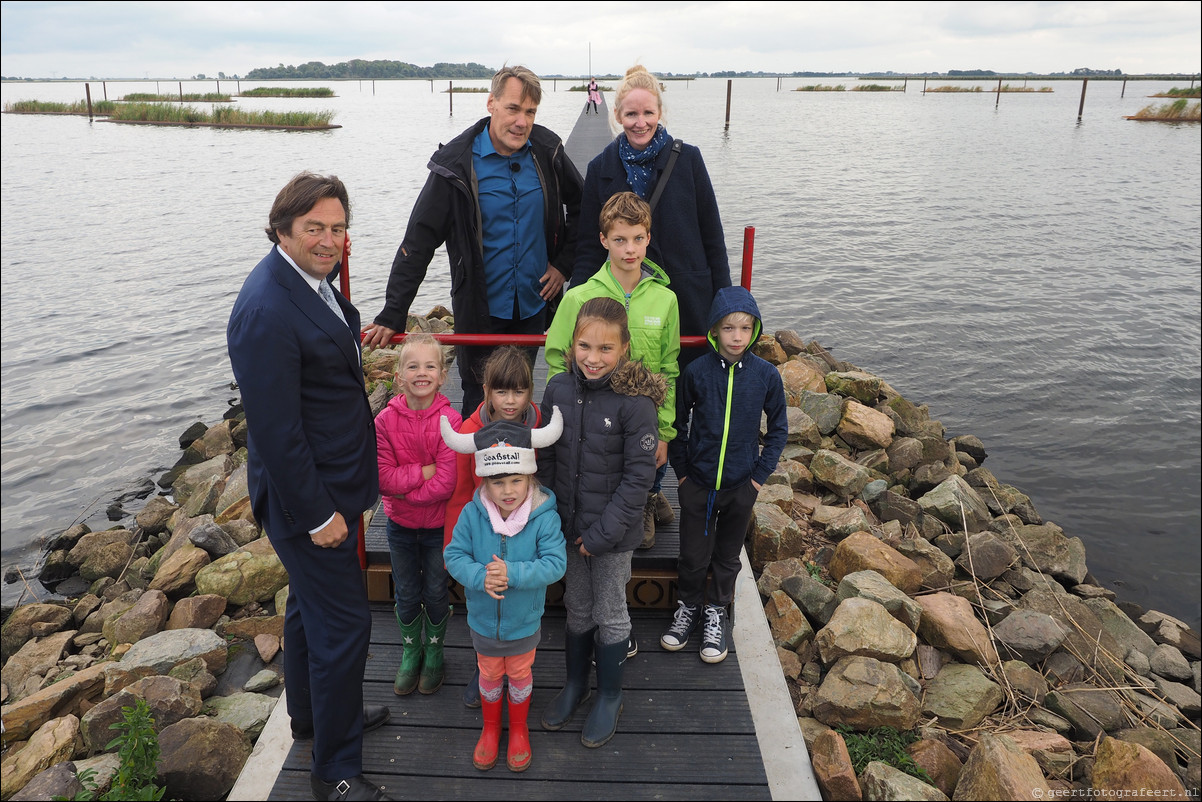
[668,286,788,492]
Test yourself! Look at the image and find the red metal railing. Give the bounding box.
[340,225,756,350]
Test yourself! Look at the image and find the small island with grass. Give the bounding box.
[851,84,904,92]
[3,99,116,116]
[99,102,339,130]
[445,86,487,93]
[237,87,335,98]
[794,84,847,92]
[118,92,233,102]
[1125,99,1201,122]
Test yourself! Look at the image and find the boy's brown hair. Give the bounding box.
[599,191,652,237]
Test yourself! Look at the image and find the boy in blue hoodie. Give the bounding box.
[663,286,788,663]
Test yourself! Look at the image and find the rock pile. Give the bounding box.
[747,332,1201,800]
[1,319,1197,801]
[0,332,428,801]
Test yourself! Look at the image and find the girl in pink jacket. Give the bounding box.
[375,333,462,696]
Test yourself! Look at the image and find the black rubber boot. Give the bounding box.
[462,664,481,708]
[540,627,595,730]
[581,637,626,748]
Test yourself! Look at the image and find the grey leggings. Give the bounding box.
[563,546,632,645]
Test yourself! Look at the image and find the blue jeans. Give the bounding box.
[385,520,449,624]
[653,463,667,494]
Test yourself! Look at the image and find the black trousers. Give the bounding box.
[675,479,758,608]
[456,312,544,417]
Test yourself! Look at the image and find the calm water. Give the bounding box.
[2,77,1199,627]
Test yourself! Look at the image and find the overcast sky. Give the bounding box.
[2,1,1199,79]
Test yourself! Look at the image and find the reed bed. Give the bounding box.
[927,85,984,92]
[119,92,232,102]
[1127,99,1201,121]
[237,87,335,98]
[445,87,487,93]
[105,102,337,127]
[1151,87,1202,98]
[998,85,1054,92]
[4,99,117,114]
[568,83,613,92]
[851,84,902,91]
[794,84,846,92]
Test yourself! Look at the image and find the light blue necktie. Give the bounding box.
[317,279,348,326]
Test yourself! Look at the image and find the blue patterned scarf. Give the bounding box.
[618,124,671,199]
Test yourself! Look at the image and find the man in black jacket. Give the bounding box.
[363,65,583,416]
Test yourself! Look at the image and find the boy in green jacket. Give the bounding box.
[545,191,681,554]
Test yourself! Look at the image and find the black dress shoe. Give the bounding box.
[292,705,392,740]
[310,774,393,801]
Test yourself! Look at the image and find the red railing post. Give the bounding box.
[338,236,352,299]
[740,225,755,290]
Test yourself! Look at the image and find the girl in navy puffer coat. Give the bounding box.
[536,297,664,749]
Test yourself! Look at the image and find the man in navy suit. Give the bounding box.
[227,172,392,802]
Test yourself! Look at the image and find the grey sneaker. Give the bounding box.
[660,601,699,651]
[700,605,728,664]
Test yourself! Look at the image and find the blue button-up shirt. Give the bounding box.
[473,126,547,321]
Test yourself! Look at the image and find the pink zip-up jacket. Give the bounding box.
[375,392,461,530]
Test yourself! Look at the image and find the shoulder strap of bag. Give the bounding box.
[648,139,683,213]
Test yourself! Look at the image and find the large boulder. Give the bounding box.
[812,655,922,731]
[916,592,1000,667]
[156,717,252,801]
[815,597,917,665]
[193,538,288,605]
[861,761,949,801]
[829,532,923,594]
[951,731,1049,801]
[922,663,1004,729]
[0,715,80,801]
[810,728,862,801]
[1091,736,1187,798]
[835,570,922,631]
[917,476,992,534]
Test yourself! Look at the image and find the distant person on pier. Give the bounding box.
[362,64,584,418]
[573,63,732,540]
[585,77,601,114]
[227,172,392,802]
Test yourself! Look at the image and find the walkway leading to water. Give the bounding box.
[230,94,819,802]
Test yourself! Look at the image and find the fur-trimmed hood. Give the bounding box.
[610,359,668,408]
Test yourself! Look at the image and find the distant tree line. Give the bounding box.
[245,60,495,80]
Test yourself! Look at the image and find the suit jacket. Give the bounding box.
[227,247,379,537]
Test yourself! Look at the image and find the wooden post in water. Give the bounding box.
[903,77,908,92]
[1077,78,1089,120]
[449,81,453,114]
[102,81,107,100]
[216,80,220,94]
[179,81,184,102]
[237,80,241,93]
[923,78,927,95]
[996,78,1002,108]
[724,80,732,129]
[1121,79,1127,98]
[85,83,93,121]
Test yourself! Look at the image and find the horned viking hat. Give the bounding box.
[440,406,562,477]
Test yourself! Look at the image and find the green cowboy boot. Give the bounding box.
[394,609,424,696]
[419,610,449,694]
